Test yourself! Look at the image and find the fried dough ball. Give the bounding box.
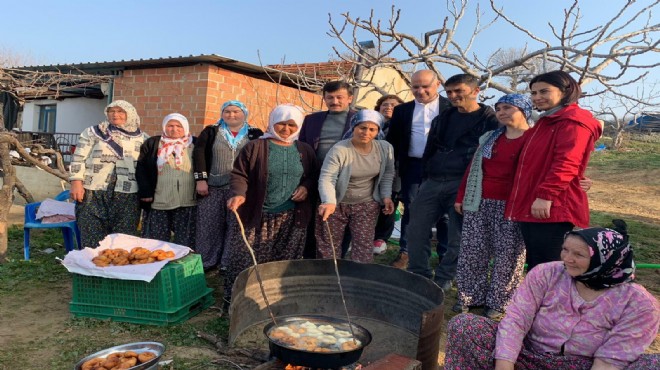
[318,325,335,334]
[82,358,104,370]
[137,351,157,363]
[269,329,288,339]
[101,356,120,369]
[122,351,138,358]
[92,257,111,267]
[341,340,361,351]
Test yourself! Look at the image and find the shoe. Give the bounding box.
[373,240,388,255]
[484,308,505,322]
[435,279,452,291]
[452,302,469,314]
[390,252,409,269]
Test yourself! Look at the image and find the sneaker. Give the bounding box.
[452,302,469,314]
[484,308,505,322]
[373,240,388,255]
[435,279,452,291]
[390,252,409,269]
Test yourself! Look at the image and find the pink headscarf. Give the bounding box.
[157,113,192,172]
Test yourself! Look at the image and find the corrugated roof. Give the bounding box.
[15,54,317,91]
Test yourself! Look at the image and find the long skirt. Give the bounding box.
[315,201,380,263]
[223,209,306,300]
[455,199,526,312]
[75,189,140,249]
[142,206,196,247]
[444,314,660,370]
[195,187,231,269]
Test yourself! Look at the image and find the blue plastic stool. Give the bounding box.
[23,190,82,260]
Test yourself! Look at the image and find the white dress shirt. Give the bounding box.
[408,95,440,158]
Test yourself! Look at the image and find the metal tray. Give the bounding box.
[73,342,164,370]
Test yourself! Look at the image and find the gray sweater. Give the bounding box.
[318,139,395,205]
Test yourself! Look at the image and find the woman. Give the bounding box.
[193,100,263,270]
[452,94,532,320]
[69,100,148,249]
[224,104,317,300]
[506,70,602,270]
[372,95,404,255]
[136,113,196,246]
[316,109,395,263]
[445,222,660,369]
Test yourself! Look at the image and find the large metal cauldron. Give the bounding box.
[228,259,445,370]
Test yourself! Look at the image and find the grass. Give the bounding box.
[590,133,660,173]
[0,227,231,370]
[590,211,660,265]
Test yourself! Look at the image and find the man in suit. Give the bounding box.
[386,70,451,269]
[299,80,357,258]
[406,73,499,290]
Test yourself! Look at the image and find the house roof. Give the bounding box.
[268,61,356,82]
[15,54,317,91]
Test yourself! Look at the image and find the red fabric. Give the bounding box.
[230,131,239,137]
[505,104,603,227]
[456,135,526,203]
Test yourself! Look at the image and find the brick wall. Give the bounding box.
[113,63,323,136]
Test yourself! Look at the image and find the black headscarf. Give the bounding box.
[567,220,635,291]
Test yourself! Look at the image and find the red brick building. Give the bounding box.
[18,55,324,136]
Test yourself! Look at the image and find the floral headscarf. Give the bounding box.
[91,100,142,159]
[567,221,635,290]
[157,113,192,172]
[341,109,385,140]
[260,104,305,143]
[217,100,249,149]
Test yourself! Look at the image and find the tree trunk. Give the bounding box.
[613,128,625,149]
[0,142,16,263]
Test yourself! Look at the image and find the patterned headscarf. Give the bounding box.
[260,104,305,143]
[91,100,142,159]
[217,100,249,149]
[341,109,385,140]
[157,113,192,172]
[482,94,533,159]
[567,222,635,290]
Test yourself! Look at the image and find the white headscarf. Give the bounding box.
[260,104,305,143]
[157,113,192,172]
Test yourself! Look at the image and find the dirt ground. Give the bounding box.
[1,168,658,368]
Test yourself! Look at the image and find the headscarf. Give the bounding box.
[260,104,305,143]
[91,100,142,159]
[482,94,533,159]
[341,109,385,140]
[567,220,635,290]
[157,113,192,172]
[217,100,249,149]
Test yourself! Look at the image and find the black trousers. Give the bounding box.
[519,221,574,271]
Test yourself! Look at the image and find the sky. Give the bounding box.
[2,0,656,110]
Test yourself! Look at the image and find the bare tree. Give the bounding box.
[0,63,113,262]
[327,0,659,100]
[586,81,660,149]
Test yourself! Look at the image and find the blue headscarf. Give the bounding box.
[341,109,386,140]
[217,100,249,149]
[482,94,533,159]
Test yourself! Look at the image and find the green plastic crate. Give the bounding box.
[70,253,211,314]
[70,288,214,325]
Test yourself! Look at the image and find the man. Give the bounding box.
[406,74,499,289]
[386,70,451,269]
[299,80,357,258]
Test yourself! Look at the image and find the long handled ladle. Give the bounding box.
[324,220,357,344]
[232,209,277,326]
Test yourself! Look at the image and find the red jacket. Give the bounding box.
[505,104,602,227]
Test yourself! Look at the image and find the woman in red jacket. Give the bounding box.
[506,71,602,270]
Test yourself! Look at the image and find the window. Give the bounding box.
[38,105,57,133]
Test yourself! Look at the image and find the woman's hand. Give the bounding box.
[531,198,552,219]
[226,196,245,212]
[196,181,209,197]
[579,177,593,192]
[494,359,515,370]
[70,180,85,202]
[318,203,336,221]
[454,202,463,215]
[140,197,153,203]
[590,358,620,370]
[291,186,308,202]
[382,198,394,215]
